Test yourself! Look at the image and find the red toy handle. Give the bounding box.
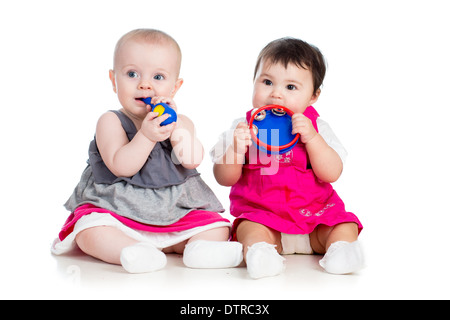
[249,105,300,152]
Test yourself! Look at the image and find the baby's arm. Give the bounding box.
[292,113,343,183]
[96,111,174,177]
[305,134,343,183]
[213,122,251,186]
[170,114,204,169]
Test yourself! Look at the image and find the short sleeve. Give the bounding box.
[209,117,246,163]
[317,118,348,165]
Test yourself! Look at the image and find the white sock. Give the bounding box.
[183,240,243,269]
[246,242,286,279]
[120,242,167,274]
[319,240,365,274]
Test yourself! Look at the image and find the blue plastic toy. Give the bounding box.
[249,105,299,154]
[141,97,177,126]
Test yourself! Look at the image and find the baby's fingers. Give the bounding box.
[155,113,171,125]
[145,111,160,121]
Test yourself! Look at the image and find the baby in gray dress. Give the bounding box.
[52,29,243,273]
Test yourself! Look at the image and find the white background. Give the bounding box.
[1,0,449,299]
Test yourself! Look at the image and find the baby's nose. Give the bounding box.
[270,88,282,100]
[138,81,152,90]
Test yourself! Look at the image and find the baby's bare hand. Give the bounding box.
[141,112,175,142]
[149,96,178,112]
[291,113,318,144]
[233,122,252,155]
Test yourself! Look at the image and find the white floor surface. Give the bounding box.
[2,230,449,300]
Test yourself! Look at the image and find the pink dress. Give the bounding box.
[230,106,363,236]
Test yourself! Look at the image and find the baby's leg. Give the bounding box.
[236,220,282,257]
[76,226,166,273]
[310,223,364,274]
[76,226,138,264]
[309,223,358,253]
[182,227,243,269]
[236,220,285,279]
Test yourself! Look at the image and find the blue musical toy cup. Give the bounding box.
[141,97,177,126]
[249,105,299,154]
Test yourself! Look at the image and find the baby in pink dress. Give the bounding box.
[211,37,364,279]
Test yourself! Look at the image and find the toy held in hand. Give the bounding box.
[141,97,177,126]
[249,105,299,154]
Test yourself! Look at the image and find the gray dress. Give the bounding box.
[65,110,224,226]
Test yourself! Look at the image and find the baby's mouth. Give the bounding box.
[136,97,152,105]
[134,97,152,104]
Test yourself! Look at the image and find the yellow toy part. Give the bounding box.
[153,104,166,116]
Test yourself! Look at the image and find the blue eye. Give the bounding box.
[263,79,272,86]
[127,71,139,78]
[287,84,296,90]
[154,74,164,80]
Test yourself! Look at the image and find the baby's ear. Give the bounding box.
[310,88,321,105]
[109,69,117,93]
[171,78,184,97]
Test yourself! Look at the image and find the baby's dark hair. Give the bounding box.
[253,37,327,93]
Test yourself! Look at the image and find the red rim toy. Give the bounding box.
[249,105,300,154]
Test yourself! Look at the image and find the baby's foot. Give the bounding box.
[120,242,167,273]
[183,240,243,269]
[246,242,286,279]
[319,241,365,274]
